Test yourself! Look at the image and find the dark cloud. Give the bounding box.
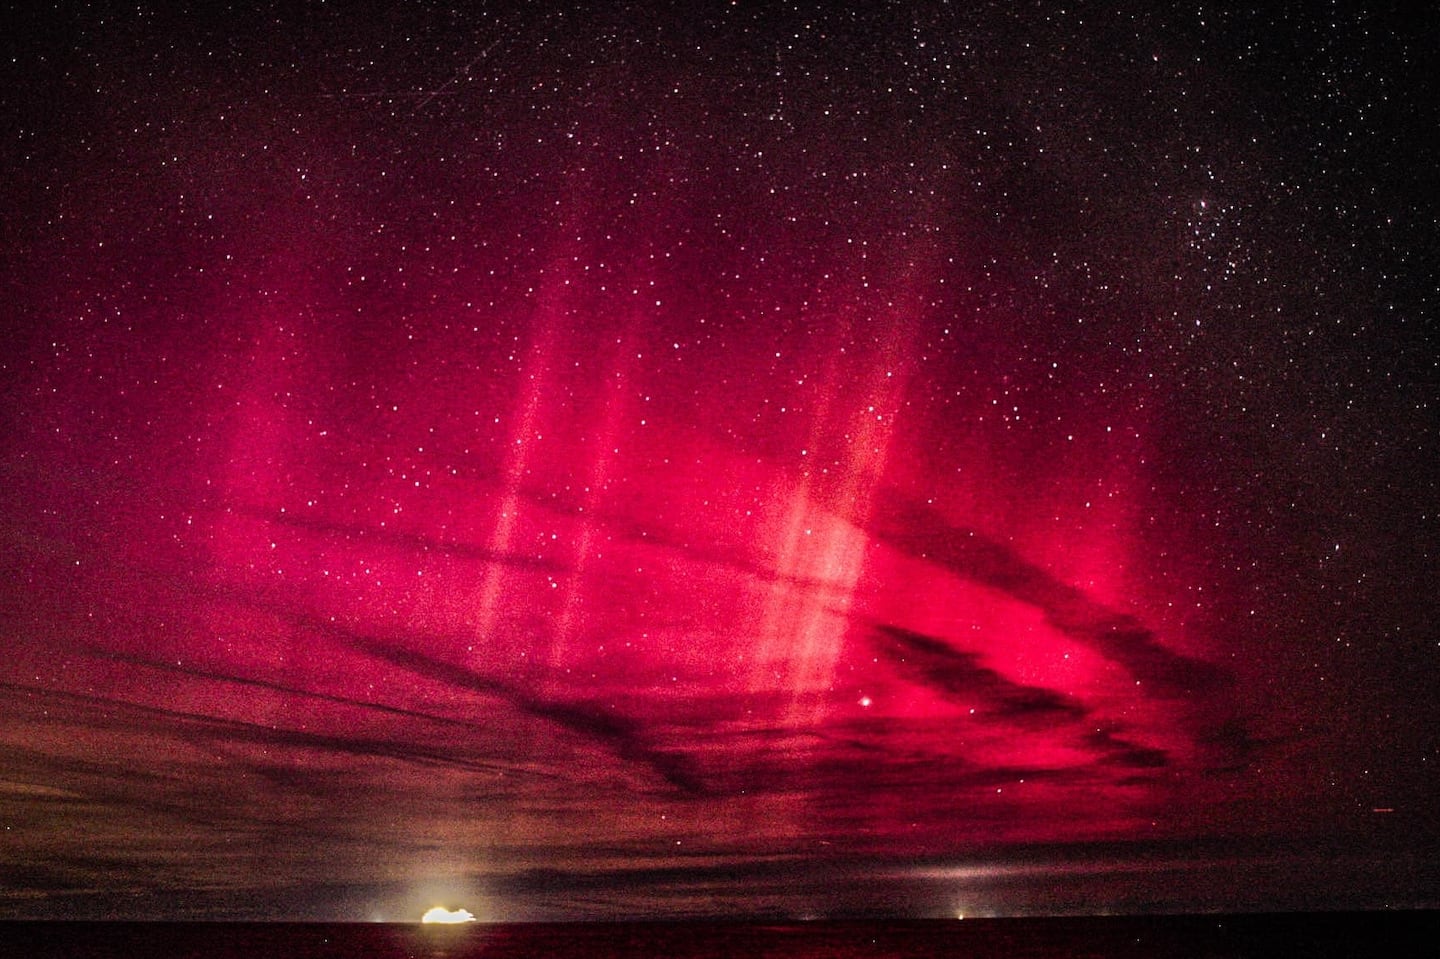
[0,680,516,780]
[872,624,1088,726]
[861,494,1231,698]
[1082,728,1170,770]
[75,643,502,732]
[256,506,573,574]
[347,636,705,795]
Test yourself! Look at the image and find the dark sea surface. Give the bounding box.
[2,913,1436,958]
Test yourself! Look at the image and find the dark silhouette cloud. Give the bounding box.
[346,636,705,795]
[861,494,1231,697]
[255,507,573,574]
[872,624,1088,725]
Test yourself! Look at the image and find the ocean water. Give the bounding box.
[2,913,1435,958]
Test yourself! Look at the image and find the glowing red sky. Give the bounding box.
[1,1,1435,920]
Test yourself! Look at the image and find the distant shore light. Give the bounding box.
[421,906,476,924]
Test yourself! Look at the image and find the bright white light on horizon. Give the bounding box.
[421,906,476,924]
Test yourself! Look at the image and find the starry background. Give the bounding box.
[1,0,1436,921]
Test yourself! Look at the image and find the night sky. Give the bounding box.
[2,1,1436,921]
